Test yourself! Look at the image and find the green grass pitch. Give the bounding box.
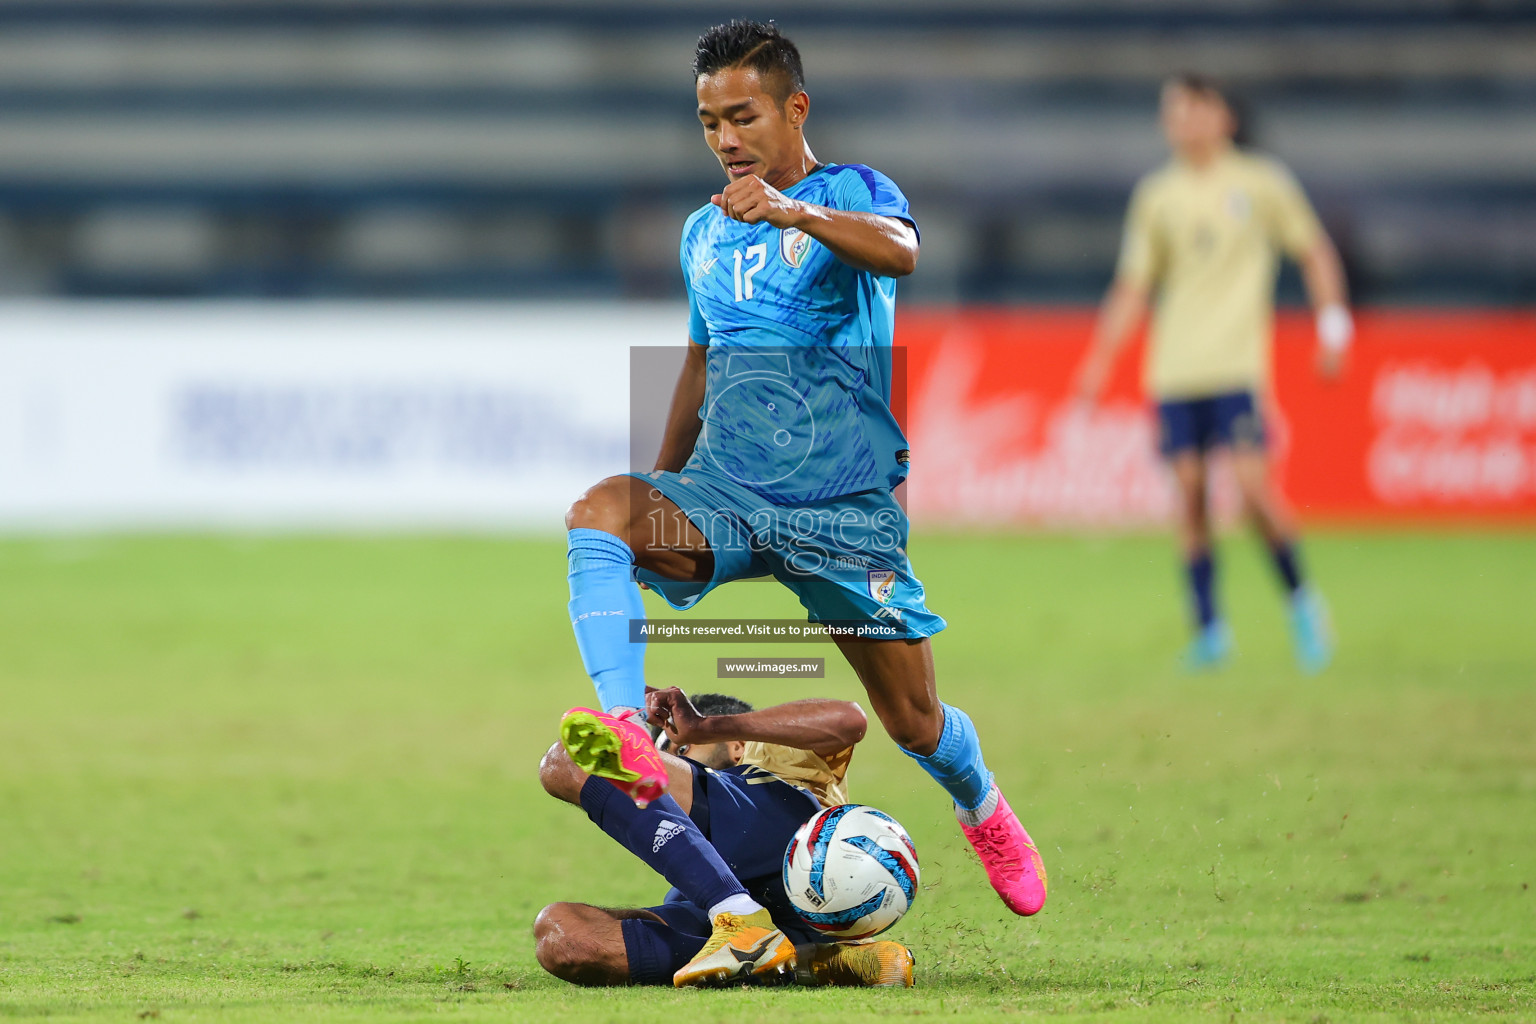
[2,530,1533,1022]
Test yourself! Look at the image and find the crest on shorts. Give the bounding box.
[867,569,896,605]
[780,227,813,268]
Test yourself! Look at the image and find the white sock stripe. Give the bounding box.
[707,893,765,919]
[955,784,1001,827]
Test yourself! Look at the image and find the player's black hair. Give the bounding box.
[1167,71,1253,147]
[688,692,755,717]
[693,20,805,103]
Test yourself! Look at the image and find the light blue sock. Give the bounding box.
[901,703,994,811]
[567,528,646,713]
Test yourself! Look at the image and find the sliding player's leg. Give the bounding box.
[561,475,714,805]
[531,899,913,988]
[1170,450,1230,669]
[533,902,648,986]
[532,902,713,987]
[538,741,766,923]
[1229,447,1332,672]
[539,739,790,987]
[835,637,1047,917]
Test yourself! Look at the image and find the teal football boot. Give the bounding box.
[1181,620,1232,672]
[1289,587,1334,674]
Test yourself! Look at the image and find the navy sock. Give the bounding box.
[1186,551,1218,629]
[579,776,746,911]
[1269,541,1304,595]
[621,917,703,985]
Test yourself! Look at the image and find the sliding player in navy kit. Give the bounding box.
[536,687,915,988]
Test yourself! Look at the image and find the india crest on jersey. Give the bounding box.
[780,226,813,268]
[867,569,896,604]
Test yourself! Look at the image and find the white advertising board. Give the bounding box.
[0,302,685,530]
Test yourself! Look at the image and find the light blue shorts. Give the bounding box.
[628,468,945,639]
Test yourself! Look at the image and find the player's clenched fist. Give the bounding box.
[646,686,711,746]
[711,175,805,228]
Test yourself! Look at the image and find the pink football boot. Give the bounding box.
[959,786,1048,916]
[559,706,669,808]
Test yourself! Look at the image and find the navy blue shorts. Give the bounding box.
[636,759,823,951]
[1156,390,1266,457]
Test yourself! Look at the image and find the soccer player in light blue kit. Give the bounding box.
[557,21,1047,986]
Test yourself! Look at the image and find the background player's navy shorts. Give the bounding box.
[628,466,945,639]
[1156,390,1267,457]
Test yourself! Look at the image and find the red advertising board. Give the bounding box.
[896,309,1536,526]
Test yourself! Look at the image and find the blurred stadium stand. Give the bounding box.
[0,1,1530,303]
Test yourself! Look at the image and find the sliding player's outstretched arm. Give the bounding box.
[648,686,867,757]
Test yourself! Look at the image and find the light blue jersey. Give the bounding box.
[679,163,915,504]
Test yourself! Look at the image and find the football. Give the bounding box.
[782,804,920,940]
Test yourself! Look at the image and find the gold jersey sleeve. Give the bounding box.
[739,741,853,808]
[1115,177,1166,288]
[1116,151,1324,399]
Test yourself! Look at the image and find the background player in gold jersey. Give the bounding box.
[1074,73,1353,671]
[533,687,914,988]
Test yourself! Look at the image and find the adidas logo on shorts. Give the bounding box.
[652,820,685,853]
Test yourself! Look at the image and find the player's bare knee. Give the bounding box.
[1238,481,1279,526]
[533,902,568,943]
[887,708,942,757]
[564,476,632,537]
[533,902,587,949]
[1179,496,1212,543]
[539,742,584,803]
[1177,487,1207,520]
[532,904,580,977]
[533,904,616,985]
